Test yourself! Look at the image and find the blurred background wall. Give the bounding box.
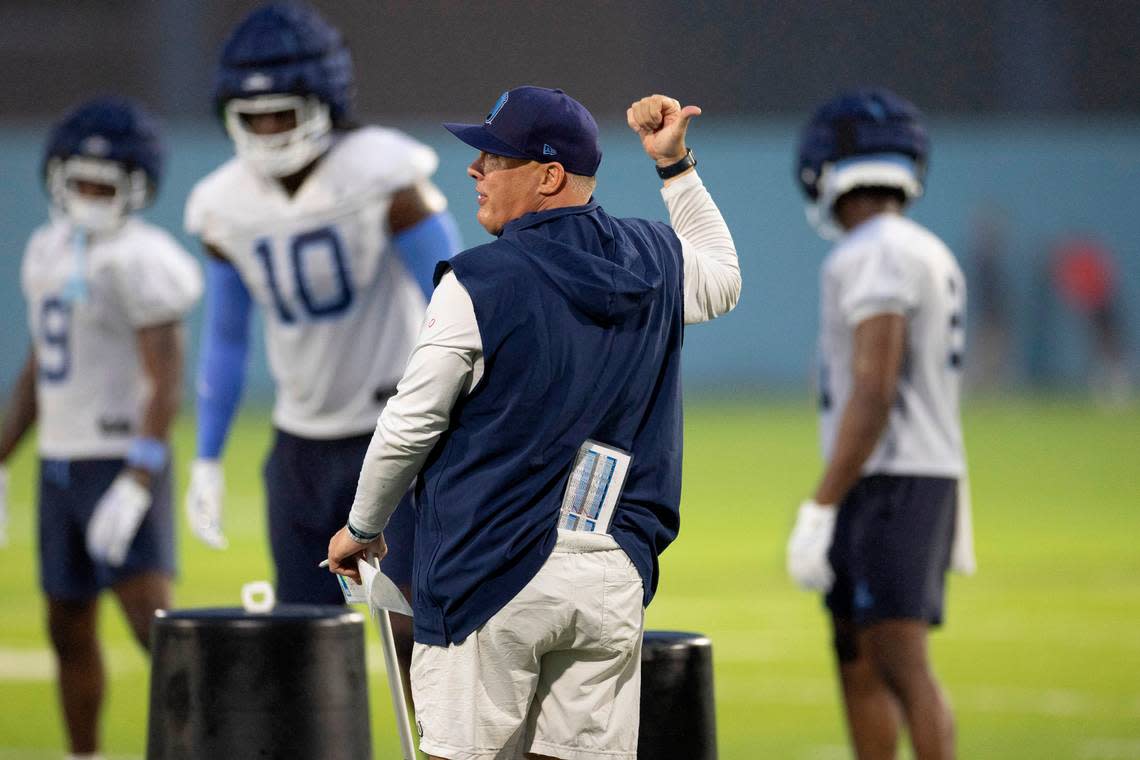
[1,0,1137,398]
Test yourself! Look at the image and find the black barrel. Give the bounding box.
[639,630,717,760]
[146,605,371,760]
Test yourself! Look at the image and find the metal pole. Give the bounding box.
[376,609,418,760]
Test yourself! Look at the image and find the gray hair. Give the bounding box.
[566,171,597,200]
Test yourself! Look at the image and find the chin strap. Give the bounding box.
[62,228,90,303]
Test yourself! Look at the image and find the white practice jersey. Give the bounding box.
[21,217,202,459]
[185,126,438,439]
[818,213,966,477]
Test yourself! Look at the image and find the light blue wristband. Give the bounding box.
[126,437,169,474]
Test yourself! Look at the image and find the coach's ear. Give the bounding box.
[536,161,567,197]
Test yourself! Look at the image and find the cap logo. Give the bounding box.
[542,144,557,156]
[81,135,111,157]
[485,91,508,124]
[242,72,274,92]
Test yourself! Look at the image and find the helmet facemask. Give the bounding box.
[223,93,332,178]
[47,156,147,234]
[804,153,924,240]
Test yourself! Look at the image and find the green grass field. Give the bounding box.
[1,397,1138,759]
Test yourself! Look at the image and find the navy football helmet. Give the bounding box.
[213,2,353,177]
[43,96,164,232]
[796,88,929,238]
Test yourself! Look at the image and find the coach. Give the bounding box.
[327,87,740,760]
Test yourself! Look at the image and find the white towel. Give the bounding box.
[951,473,977,575]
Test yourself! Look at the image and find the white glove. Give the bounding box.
[186,458,228,549]
[86,473,152,566]
[0,465,9,547]
[786,499,838,591]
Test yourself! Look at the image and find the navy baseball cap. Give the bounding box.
[444,86,602,177]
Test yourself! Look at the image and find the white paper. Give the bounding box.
[334,563,370,604]
[558,440,632,535]
[335,556,413,617]
[361,558,414,617]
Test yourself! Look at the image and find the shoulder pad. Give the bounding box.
[324,126,438,195]
[184,158,263,241]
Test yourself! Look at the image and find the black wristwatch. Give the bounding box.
[656,149,696,179]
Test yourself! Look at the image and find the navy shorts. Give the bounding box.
[38,458,175,601]
[263,428,416,605]
[825,474,956,626]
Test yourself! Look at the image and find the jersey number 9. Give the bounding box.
[38,296,72,383]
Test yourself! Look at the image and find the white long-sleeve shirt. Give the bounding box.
[348,170,741,536]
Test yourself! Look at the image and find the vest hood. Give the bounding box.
[503,201,657,325]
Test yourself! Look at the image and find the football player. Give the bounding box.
[183,1,459,663]
[0,97,201,760]
[786,88,974,760]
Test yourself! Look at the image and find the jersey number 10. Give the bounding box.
[254,226,355,324]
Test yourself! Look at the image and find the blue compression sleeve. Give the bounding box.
[196,257,252,459]
[392,210,462,299]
